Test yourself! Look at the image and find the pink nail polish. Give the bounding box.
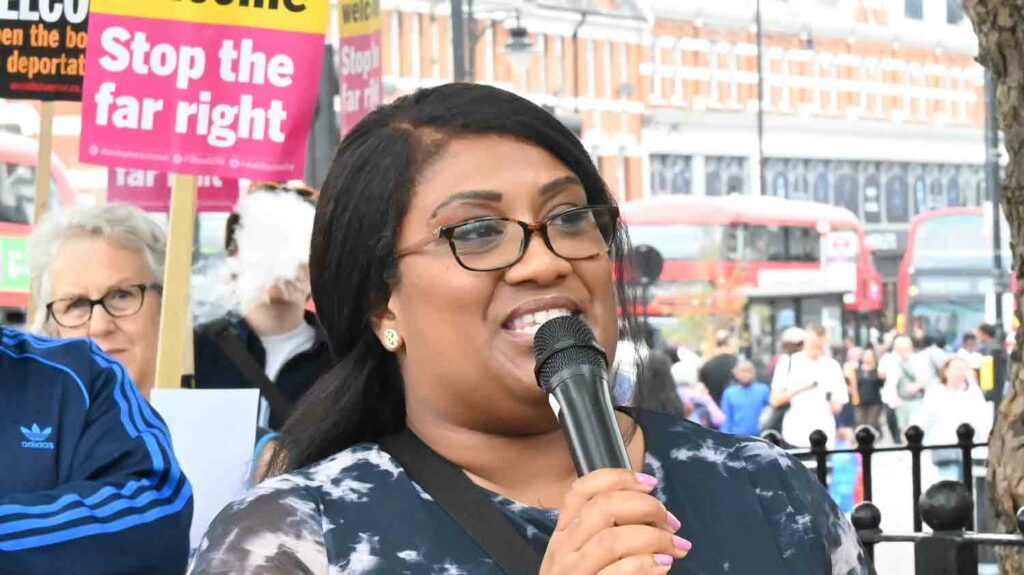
[635,472,658,487]
[667,511,682,531]
[654,553,674,566]
[673,535,693,552]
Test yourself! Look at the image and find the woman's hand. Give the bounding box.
[540,469,691,574]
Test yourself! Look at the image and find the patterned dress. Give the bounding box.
[189,409,872,574]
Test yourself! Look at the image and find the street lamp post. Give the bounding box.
[451,0,468,82]
[985,69,1004,335]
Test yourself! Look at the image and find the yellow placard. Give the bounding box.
[91,0,329,35]
[979,355,994,392]
[339,0,380,37]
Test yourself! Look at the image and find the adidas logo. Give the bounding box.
[20,423,55,450]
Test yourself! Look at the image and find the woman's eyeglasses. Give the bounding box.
[396,205,619,272]
[46,284,162,329]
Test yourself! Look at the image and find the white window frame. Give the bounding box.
[652,36,662,100]
[603,41,612,99]
[587,39,596,99]
[485,25,494,83]
[553,35,564,93]
[410,14,421,78]
[389,12,402,77]
[538,34,547,94]
[431,17,441,79]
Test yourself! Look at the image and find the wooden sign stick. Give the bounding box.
[154,174,198,390]
[27,102,55,323]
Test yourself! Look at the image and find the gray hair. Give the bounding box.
[29,203,167,334]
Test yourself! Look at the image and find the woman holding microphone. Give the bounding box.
[189,84,869,574]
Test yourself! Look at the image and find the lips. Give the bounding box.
[502,297,582,337]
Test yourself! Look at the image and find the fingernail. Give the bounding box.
[673,535,693,552]
[654,553,674,566]
[635,473,658,487]
[667,511,681,531]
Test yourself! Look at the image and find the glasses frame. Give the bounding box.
[396,205,620,272]
[46,283,163,329]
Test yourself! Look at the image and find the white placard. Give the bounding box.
[150,388,260,551]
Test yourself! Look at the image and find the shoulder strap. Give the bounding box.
[378,428,544,575]
[205,320,294,422]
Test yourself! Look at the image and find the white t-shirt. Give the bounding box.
[771,352,848,447]
[256,321,316,428]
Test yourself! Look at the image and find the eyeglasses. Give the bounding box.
[396,205,619,272]
[46,284,162,329]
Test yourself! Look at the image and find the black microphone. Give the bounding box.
[534,315,630,476]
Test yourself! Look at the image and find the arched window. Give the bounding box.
[814,172,830,204]
[885,172,909,223]
[834,170,858,216]
[947,177,961,206]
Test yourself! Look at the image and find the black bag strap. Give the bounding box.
[205,319,294,422]
[379,428,544,575]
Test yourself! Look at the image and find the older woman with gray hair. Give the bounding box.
[29,203,166,397]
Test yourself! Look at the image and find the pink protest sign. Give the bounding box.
[339,0,382,133]
[79,1,328,181]
[107,168,239,213]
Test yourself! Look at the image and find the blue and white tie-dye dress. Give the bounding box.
[189,409,872,574]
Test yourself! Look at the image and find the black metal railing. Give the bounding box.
[762,424,1024,574]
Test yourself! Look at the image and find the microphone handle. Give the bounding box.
[546,364,631,476]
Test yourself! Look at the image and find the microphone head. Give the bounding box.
[533,315,608,391]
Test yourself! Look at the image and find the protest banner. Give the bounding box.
[80,0,328,181]
[338,0,381,133]
[107,168,240,213]
[0,0,88,101]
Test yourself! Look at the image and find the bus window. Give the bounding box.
[0,163,61,224]
[0,163,36,224]
[766,226,786,261]
[626,224,724,260]
[787,227,820,261]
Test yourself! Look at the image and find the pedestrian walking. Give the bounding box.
[721,359,770,436]
[913,356,990,481]
[770,324,849,447]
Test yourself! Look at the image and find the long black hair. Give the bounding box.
[274,83,644,472]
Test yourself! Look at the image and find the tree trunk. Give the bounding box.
[964,1,1024,573]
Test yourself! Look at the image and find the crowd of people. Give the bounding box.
[636,322,1004,478]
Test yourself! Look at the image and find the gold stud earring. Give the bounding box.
[383,329,403,351]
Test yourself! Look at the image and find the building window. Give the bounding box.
[863,169,882,224]
[553,36,563,93]
[834,169,859,216]
[650,155,691,195]
[913,175,928,214]
[906,0,924,20]
[707,156,748,196]
[811,162,830,203]
[947,0,965,24]
[885,169,910,223]
[788,160,810,201]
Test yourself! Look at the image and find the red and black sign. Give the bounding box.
[0,0,88,101]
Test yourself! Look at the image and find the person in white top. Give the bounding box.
[770,324,849,447]
[912,356,991,481]
[878,335,928,432]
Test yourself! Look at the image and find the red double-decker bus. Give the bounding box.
[621,195,883,369]
[897,206,1012,345]
[0,132,78,323]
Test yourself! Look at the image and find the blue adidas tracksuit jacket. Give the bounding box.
[0,328,193,574]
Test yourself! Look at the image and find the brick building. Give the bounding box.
[378,0,988,303]
[0,0,989,299]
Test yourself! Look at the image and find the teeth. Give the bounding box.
[508,308,573,333]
